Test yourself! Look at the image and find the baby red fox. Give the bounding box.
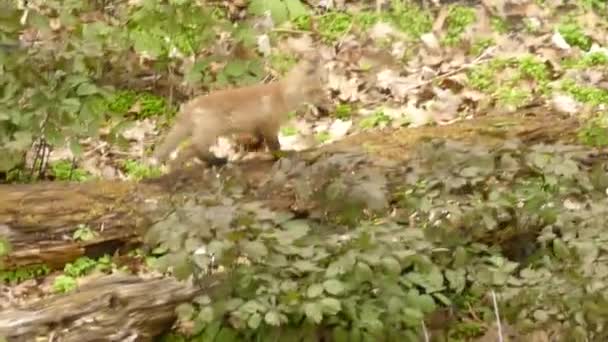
[151,55,327,168]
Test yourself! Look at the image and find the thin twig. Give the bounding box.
[491,290,504,342]
[421,319,430,342]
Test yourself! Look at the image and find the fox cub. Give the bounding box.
[151,55,327,168]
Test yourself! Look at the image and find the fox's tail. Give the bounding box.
[152,121,192,163]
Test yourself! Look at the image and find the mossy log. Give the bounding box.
[0,112,580,270]
[0,273,222,342]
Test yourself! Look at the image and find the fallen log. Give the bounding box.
[0,273,222,342]
[0,112,580,270]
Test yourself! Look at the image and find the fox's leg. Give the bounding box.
[260,124,281,153]
[190,120,228,167]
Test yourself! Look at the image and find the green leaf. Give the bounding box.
[198,306,214,323]
[553,238,570,260]
[404,290,436,313]
[61,98,82,114]
[76,83,100,96]
[381,256,401,275]
[241,240,268,259]
[248,0,289,24]
[307,283,324,298]
[284,0,309,19]
[323,279,345,295]
[320,297,341,315]
[264,310,282,326]
[293,260,322,272]
[303,302,323,324]
[241,300,266,314]
[248,312,262,329]
[175,303,195,320]
[223,60,248,77]
[69,139,83,157]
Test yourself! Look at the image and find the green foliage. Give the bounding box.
[72,223,98,241]
[50,160,92,182]
[215,59,265,88]
[53,255,114,293]
[467,56,550,110]
[359,110,391,129]
[122,159,162,180]
[496,86,531,108]
[127,1,217,58]
[316,12,354,43]
[334,103,353,119]
[517,55,550,82]
[108,90,170,119]
[64,256,100,277]
[0,264,50,284]
[315,131,331,143]
[388,1,433,39]
[151,139,608,340]
[443,5,477,46]
[248,0,310,26]
[0,0,221,176]
[470,37,494,56]
[578,112,608,147]
[490,16,509,33]
[580,0,607,11]
[558,21,592,51]
[563,51,608,68]
[53,275,78,293]
[0,2,119,173]
[561,79,608,106]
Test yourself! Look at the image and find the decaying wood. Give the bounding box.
[0,112,580,270]
[0,181,160,269]
[0,273,222,342]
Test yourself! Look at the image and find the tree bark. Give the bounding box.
[0,273,223,342]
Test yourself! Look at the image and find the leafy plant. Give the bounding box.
[315,131,331,143]
[108,90,170,119]
[561,79,608,106]
[578,112,608,147]
[248,0,310,26]
[443,5,477,46]
[150,137,608,340]
[0,2,119,173]
[73,224,98,242]
[359,110,392,129]
[123,159,162,181]
[316,12,354,43]
[0,264,50,284]
[53,255,114,292]
[53,275,78,293]
[558,21,592,51]
[334,103,353,119]
[50,160,92,182]
[388,1,433,39]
